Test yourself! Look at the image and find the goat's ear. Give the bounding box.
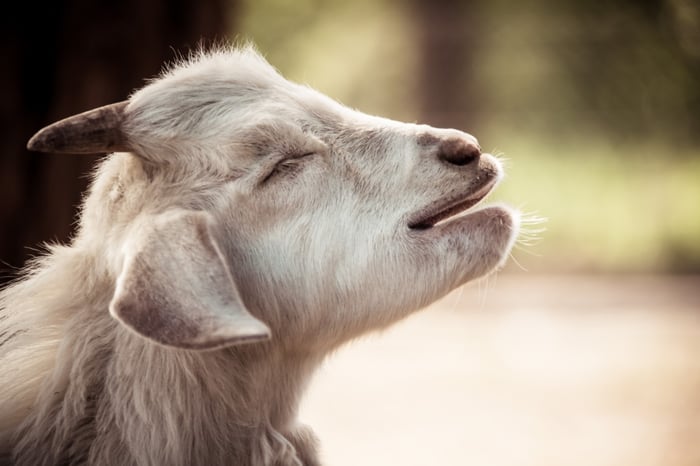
[109,210,271,350]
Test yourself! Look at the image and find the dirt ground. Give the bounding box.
[300,274,700,466]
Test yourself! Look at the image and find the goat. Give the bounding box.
[0,45,519,465]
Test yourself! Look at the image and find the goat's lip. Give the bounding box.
[407,178,499,230]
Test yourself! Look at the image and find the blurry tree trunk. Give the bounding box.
[410,0,480,131]
[0,0,236,283]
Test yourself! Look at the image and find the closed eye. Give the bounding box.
[261,152,315,184]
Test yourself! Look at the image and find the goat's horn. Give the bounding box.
[27,101,131,154]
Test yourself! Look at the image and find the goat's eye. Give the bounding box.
[262,152,315,183]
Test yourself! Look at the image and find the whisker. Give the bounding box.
[448,283,467,314]
[509,251,529,272]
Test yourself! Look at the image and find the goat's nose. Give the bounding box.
[437,138,481,166]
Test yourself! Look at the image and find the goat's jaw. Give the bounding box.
[411,204,519,262]
[402,149,519,294]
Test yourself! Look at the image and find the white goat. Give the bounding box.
[0,46,519,465]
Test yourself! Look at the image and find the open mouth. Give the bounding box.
[408,177,499,230]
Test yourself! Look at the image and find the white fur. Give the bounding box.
[0,45,519,465]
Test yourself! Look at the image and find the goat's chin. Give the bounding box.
[461,204,520,275]
[423,203,520,284]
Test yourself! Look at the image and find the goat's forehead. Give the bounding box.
[127,50,353,137]
[132,49,316,113]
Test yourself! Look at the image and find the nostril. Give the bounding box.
[437,139,481,166]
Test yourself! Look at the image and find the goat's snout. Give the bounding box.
[437,137,481,167]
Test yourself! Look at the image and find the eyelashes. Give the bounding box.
[261,152,316,184]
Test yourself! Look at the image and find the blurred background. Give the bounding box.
[2,0,699,464]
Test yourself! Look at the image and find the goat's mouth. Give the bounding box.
[408,177,499,230]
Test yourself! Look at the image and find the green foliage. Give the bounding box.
[475,0,700,144]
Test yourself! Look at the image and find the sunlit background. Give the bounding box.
[3,0,700,464]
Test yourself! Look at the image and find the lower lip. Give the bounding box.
[409,205,516,243]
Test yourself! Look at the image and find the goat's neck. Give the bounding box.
[104,333,321,464]
[13,293,321,465]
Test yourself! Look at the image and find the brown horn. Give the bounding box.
[27,101,131,154]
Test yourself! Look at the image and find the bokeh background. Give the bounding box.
[3,0,699,464]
